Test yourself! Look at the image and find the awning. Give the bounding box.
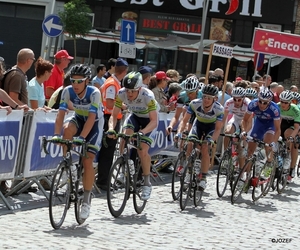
[64,30,285,66]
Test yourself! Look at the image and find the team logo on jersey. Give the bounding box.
[136,99,142,103]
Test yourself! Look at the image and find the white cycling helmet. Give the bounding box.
[258,88,273,101]
[293,92,300,103]
[231,87,246,97]
[279,90,293,102]
[245,88,258,98]
[183,76,199,92]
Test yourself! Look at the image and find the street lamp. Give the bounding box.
[196,0,210,77]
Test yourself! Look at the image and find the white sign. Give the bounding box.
[212,44,233,58]
[119,43,136,59]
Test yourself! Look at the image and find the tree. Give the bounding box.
[59,0,92,62]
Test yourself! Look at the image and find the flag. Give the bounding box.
[254,53,265,71]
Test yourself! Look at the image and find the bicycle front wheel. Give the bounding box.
[179,159,193,211]
[49,162,71,230]
[276,168,288,194]
[74,166,87,225]
[262,161,276,196]
[216,151,231,198]
[107,157,129,218]
[171,152,186,201]
[133,159,147,214]
[231,159,253,205]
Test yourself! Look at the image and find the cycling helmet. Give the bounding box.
[231,87,246,97]
[183,76,199,92]
[245,88,258,98]
[279,90,293,102]
[168,82,182,96]
[202,84,219,96]
[123,71,143,89]
[258,88,273,101]
[293,92,300,103]
[70,64,91,78]
[198,82,204,91]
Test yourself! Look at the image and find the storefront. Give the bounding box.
[67,0,296,82]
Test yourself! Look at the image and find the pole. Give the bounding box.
[196,0,210,77]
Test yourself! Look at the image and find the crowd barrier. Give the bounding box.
[0,110,179,210]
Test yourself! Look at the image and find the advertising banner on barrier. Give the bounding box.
[23,111,75,178]
[149,112,179,156]
[0,110,23,180]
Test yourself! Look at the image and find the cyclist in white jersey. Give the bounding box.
[222,87,250,167]
[107,72,158,201]
[52,64,104,220]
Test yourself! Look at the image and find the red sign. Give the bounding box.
[252,28,300,59]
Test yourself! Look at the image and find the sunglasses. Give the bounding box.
[125,88,139,94]
[280,101,290,104]
[70,77,87,84]
[233,97,242,102]
[258,100,269,105]
[203,94,214,100]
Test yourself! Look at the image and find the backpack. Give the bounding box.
[0,68,18,90]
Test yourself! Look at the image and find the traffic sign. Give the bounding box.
[119,43,136,59]
[42,14,63,38]
[120,19,136,44]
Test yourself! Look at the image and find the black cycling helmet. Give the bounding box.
[123,71,143,89]
[202,84,219,96]
[70,64,91,78]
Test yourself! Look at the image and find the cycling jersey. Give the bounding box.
[115,87,157,118]
[224,97,251,121]
[60,85,103,121]
[177,90,203,108]
[278,103,300,125]
[187,99,224,123]
[247,99,280,123]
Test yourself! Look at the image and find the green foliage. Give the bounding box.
[59,0,92,38]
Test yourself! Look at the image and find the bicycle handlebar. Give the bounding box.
[102,132,142,150]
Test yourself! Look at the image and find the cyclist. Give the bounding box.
[107,72,158,201]
[245,88,258,101]
[52,64,104,220]
[222,87,250,168]
[166,76,202,135]
[278,90,300,182]
[175,84,224,190]
[241,88,281,164]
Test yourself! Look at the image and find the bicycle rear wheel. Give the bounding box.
[171,152,186,201]
[262,161,276,196]
[276,169,288,194]
[216,151,231,198]
[133,159,147,214]
[179,159,192,211]
[231,159,253,204]
[107,157,129,218]
[49,162,71,230]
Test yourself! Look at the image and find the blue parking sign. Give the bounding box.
[120,19,136,45]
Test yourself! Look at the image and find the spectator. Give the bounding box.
[138,66,152,88]
[270,82,280,103]
[166,69,181,83]
[91,64,106,89]
[43,49,73,100]
[103,58,116,79]
[218,81,233,105]
[2,48,35,106]
[28,57,53,111]
[96,58,128,190]
[48,72,73,110]
[250,82,260,93]
[253,73,264,87]
[290,85,298,92]
[277,85,284,95]
[261,74,272,90]
[149,71,175,113]
[168,82,182,108]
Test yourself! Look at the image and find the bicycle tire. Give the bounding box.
[133,159,147,214]
[107,157,129,218]
[193,181,203,207]
[297,161,300,177]
[74,165,87,225]
[262,161,276,196]
[179,158,193,211]
[49,161,71,229]
[252,163,265,202]
[231,159,253,204]
[276,168,288,194]
[216,151,231,198]
[171,152,185,201]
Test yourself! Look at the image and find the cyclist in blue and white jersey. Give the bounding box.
[176,84,224,190]
[241,88,281,162]
[52,64,104,220]
[166,76,202,134]
[107,72,158,201]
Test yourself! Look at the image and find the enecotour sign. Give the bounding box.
[252,28,300,60]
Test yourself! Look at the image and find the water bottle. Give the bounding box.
[70,164,77,181]
[194,159,201,178]
[128,159,135,175]
[277,155,283,169]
